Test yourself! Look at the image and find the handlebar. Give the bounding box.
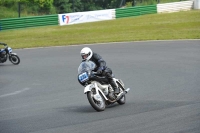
[91,71,102,77]
[0,42,7,46]
[92,71,98,75]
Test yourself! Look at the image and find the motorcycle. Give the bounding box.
[78,60,130,111]
[0,42,20,65]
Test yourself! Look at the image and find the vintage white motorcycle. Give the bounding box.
[78,60,130,112]
[0,42,20,65]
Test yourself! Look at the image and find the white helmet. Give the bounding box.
[80,47,93,61]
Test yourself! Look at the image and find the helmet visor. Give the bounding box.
[81,54,88,60]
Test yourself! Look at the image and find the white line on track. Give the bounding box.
[0,88,30,98]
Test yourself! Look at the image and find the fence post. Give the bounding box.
[18,2,21,18]
[73,0,75,12]
[132,0,136,6]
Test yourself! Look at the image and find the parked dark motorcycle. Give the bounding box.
[0,42,20,65]
[78,60,130,111]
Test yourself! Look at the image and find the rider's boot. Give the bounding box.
[110,79,120,94]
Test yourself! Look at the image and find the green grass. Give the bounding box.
[0,10,200,49]
[0,5,52,19]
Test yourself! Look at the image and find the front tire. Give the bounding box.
[9,55,20,65]
[87,89,105,111]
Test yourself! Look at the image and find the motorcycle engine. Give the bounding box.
[0,51,7,62]
[107,86,115,100]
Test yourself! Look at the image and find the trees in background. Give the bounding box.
[0,0,161,17]
[53,0,72,13]
[0,0,128,15]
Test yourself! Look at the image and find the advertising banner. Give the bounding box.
[58,10,114,26]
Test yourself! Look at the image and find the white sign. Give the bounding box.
[58,10,114,26]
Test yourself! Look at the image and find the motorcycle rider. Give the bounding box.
[0,42,6,47]
[0,42,6,61]
[80,47,120,94]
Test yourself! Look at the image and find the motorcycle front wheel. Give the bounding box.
[9,55,20,65]
[87,89,105,112]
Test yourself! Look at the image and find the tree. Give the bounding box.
[71,0,84,12]
[53,0,72,13]
[29,0,54,12]
[81,0,102,11]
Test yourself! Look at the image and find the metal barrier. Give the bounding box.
[116,5,157,18]
[0,14,58,31]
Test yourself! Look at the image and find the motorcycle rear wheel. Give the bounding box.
[87,89,105,112]
[117,83,126,105]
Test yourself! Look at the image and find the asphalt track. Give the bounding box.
[0,40,200,133]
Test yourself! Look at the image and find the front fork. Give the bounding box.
[8,53,17,61]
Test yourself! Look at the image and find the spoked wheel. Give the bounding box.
[9,55,20,65]
[87,88,105,111]
[117,83,126,105]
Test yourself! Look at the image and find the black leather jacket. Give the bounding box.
[79,52,111,86]
[90,52,107,71]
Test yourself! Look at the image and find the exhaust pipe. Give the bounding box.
[125,88,130,93]
[107,88,130,103]
[115,88,130,101]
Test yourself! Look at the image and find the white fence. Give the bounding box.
[157,0,194,13]
[194,0,200,9]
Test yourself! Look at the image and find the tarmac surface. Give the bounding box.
[0,40,200,133]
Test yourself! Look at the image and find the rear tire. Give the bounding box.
[87,89,105,111]
[117,83,126,105]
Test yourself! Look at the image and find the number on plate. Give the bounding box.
[79,72,89,83]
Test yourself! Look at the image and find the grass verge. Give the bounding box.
[0,10,200,49]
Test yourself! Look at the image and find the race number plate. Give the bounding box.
[78,72,89,83]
